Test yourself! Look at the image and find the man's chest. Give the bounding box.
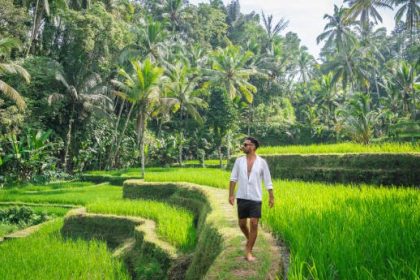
[240,158,263,178]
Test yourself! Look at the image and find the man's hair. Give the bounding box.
[245,136,260,149]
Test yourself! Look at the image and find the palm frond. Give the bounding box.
[0,80,26,111]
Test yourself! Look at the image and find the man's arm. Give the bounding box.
[229,181,236,206]
[263,159,275,208]
[268,189,274,208]
[229,159,239,206]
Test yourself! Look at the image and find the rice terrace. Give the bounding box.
[0,0,419,279]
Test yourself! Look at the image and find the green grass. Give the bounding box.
[0,223,18,237]
[3,167,419,279]
[144,167,231,189]
[85,168,142,177]
[137,167,419,279]
[0,181,196,251]
[182,159,228,165]
[87,198,196,251]
[0,219,130,279]
[255,141,420,154]
[0,205,71,217]
[0,183,122,205]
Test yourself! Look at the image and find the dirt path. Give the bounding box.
[198,185,289,280]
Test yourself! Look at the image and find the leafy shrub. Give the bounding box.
[0,206,50,227]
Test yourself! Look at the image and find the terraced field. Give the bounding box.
[1,165,419,279]
[0,179,283,279]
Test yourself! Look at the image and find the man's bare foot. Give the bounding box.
[245,252,256,262]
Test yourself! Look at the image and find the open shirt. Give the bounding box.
[230,155,273,202]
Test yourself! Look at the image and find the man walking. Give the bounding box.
[229,136,274,262]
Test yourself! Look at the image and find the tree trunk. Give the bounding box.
[107,99,125,169]
[136,112,146,178]
[64,106,75,172]
[26,0,44,56]
[112,103,134,167]
[178,131,184,166]
[226,132,231,160]
[218,145,223,169]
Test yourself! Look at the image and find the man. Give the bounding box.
[229,136,274,262]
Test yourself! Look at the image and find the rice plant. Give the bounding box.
[0,219,130,280]
[256,141,420,155]
[87,198,196,251]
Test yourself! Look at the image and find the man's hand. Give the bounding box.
[229,195,235,206]
[269,196,274,208]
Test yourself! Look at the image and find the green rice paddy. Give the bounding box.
[0,219,130,279]
[1,162,419,279]
[256,141,420,154]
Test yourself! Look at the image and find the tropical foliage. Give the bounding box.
[0,0,418,183]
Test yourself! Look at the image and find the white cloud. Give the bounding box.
[188,0,396,58]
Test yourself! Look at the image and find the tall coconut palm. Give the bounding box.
[113,58,167,178]
[19,0,67,55]
[48,71,112,171]
[119,19,168,64]
[164,61,207,165]
[261,11,289,51]
[392,0,420,37]
[0,38,30,111]
[344,0,393,29]
[162,0,189,32]
[317,5,356,53]
[206,44,259,103]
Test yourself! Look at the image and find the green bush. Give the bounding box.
[0,206,50,227]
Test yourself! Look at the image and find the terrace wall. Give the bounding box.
[229,153,420,187]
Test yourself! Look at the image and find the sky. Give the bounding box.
[188,0,397,59]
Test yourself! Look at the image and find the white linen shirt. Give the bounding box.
[230,155,273,202]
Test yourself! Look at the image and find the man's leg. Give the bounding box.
[238,218,249,240]
[246,218,259,261]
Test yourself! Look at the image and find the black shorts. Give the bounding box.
[237,198,262,219]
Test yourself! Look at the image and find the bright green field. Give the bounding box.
[255,141,420,154]
[0,181,196,250]
[135,167,419,279]
[2,168,419,279]
[88,199,196,251]
[0,219,130,279]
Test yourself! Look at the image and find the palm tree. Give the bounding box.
[0,38,30,111]
[261,11,288,51]
[162,0,188,32]
[344,0,393,29]
[337,92,381,144]
[313,73,341,126]
[164,61,207,165]
[392,0,420,38]
[119,19,168,63]
[393,61,418,119]
[295,47,317,84]
[113,58,168,178]
[317,5,356,53]
[48,71,112,171]
[206,43,259,103]
[20,0,67,55]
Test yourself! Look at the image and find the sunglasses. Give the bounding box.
[242,143,254,147]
